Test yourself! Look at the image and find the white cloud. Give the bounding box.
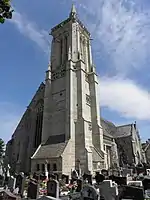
[10,9,50,54]
[0,102,22,143]
[76,0,150,74]
[100,77,150,120]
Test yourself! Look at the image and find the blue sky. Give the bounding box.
[0,0,150,143]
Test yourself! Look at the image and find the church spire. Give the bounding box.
[69,4,77,19]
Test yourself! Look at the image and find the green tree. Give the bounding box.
[0,138,5,158]
[0,0,13,24]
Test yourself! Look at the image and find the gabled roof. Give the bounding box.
[101,118,115,138]
[101,118,133,139]
[91,146,104,161]
[142,142,150,152]
[31,142,68,160]
[115,124,132,138]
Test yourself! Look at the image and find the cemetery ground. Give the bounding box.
[0,166,150,199]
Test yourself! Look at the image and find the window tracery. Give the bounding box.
[34,100,44,148]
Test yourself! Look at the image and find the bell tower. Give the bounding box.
[40,4,104,175]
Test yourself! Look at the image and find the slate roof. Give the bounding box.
[32,142,68,159]
[142,142,150,152]
[101,118,133,138]
[115,124,132,138]
[101,118,116,138]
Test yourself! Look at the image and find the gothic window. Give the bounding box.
[17,153,19,162]
[37,164,40,171]
[86,94,91,105]
[47,164,50,172]
[42,164,45,172]
[53,163,57,171]
[34,100,44,149]
[25,109,31,131]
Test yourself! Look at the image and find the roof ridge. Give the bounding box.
[117,124,132,128]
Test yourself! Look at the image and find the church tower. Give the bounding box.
[32,5,105,176]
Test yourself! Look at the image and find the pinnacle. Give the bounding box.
[69,3,77,18]
[71,3,76,14]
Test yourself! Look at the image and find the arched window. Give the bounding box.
[42,164,45,172]
[37,164,40,171]
[53,163,57,171]
[34,100,44,148]
[47,164,50,172]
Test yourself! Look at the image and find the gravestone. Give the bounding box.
[54,173,59,181]
[15,173,25,196]
[71,170,79,181]
[95,173,105,184]
[121,168,133,177]
[8,176,16,192]
[101,169,108,176]
[81,184,100,200]
[146,169,150,176]
[127,180,143,188]
[14,187,19,194]
[47,179,59,198]
[61,174,69,184]
[27,178,39,199]
[126,174,132,184]
[119,185,144,200]
[37,196,62,200]
[145,189,150,199]
[109,175,127,186]
[142,176,150,190]
[61,192,81,200]
[76,179,83,192]
[0,175,4,186]
[83,174,92,185]
[0,190,21,200]
[99,180,118,200]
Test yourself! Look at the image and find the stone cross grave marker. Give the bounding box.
[81,184,100,200]
[99,180,118,200]
[47,179,59,198]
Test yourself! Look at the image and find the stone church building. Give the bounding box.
[5,5,144,176]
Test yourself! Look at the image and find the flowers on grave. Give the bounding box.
[67,181,78,193]
[39,180,47,195]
